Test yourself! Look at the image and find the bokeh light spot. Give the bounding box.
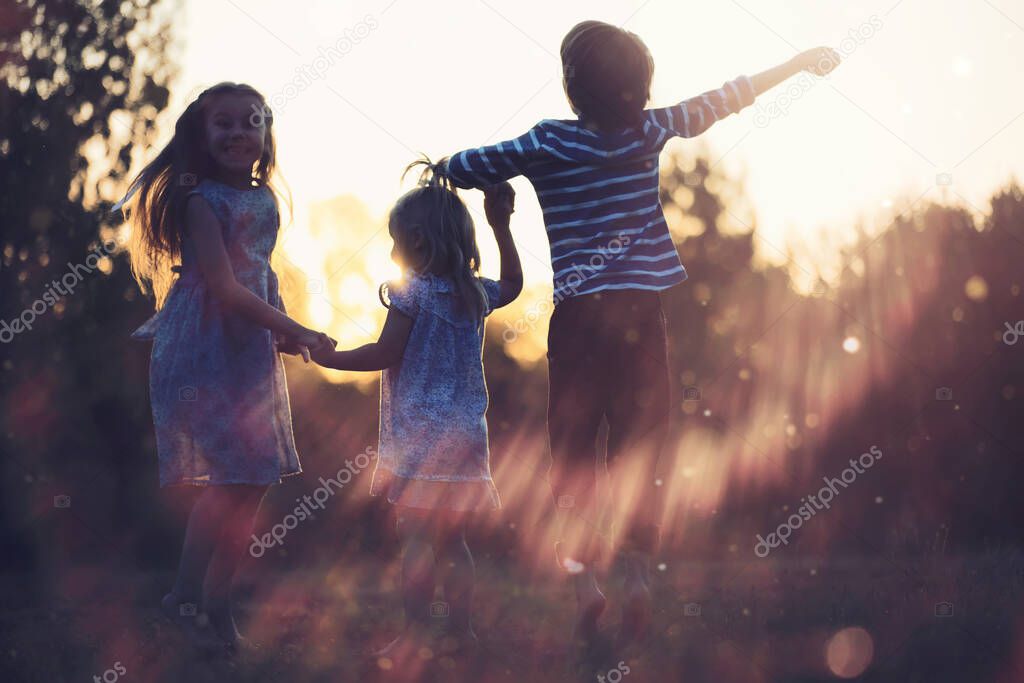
[965,275,988,301]
[826,626,874,678]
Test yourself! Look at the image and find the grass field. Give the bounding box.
[3,548,1022,683]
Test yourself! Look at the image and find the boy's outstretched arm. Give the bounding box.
[649,46,841,139]
[750,46,841,96]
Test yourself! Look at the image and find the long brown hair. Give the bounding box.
[388,157,488,320]
[121,82,282,307]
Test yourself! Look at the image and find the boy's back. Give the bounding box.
[445,75,754,300]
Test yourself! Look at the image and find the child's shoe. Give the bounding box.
[160,593,227,655]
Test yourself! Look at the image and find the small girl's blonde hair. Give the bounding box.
[387,157,488,320]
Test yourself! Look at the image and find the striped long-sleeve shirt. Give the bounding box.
[446,75,756,301]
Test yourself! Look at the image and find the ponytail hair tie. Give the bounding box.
[402,155,455,193]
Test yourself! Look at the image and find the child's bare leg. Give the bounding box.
[618,529,656,648]
[434,513,476,641]
[548,475,608,647]
[607,479,657,648]
[560,510,607,645]
[547,404,607,641]
[164,486,237,650]
[397,508,436,630]
[171,487,229,601]
[572,571,605,643]
[373,507,435,657]
[203,485,267,646]
[608,452,663,648]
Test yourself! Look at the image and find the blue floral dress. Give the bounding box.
[132,179,301,487]
[371,273,503,511]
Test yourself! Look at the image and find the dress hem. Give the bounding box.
[159,467,303,489]
[370,468,500,511]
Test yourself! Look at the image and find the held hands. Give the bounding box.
[483,181,515,229]
[276,329,336,363]
[308,337,336,366]
[793,46,842,76]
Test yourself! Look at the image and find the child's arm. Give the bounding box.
[276,334,336,361]
[648,46,840,138]
[444,126,545,190]
[310,308,413,371]
[188,196,331,356]
[750,46,841,95]
[482,181,523,308]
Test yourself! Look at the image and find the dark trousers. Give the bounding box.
[546,289,669,557]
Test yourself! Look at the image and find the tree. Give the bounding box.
[0,0,175,575]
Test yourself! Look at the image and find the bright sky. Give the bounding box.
[168,0,1024,320]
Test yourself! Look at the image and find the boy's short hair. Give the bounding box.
[560,20,655,131]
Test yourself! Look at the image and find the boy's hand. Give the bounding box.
[483,181,515,229]
[794,46,841,76]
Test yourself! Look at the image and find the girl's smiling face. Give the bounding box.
[203,93,266,182]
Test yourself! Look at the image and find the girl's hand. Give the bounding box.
[307,331,340,366]
[275,335,306,357]
[483,181,515,229]
[302,330,337,353]
[309,340,336,366]
[793,46,841,76]
[278,330,335,363]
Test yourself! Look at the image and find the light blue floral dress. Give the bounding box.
[371,273,503,511]
[132,179,301,487]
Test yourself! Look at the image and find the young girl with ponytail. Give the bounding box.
[311,159,522,656]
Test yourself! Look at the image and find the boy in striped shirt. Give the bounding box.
[445,19,840,648]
